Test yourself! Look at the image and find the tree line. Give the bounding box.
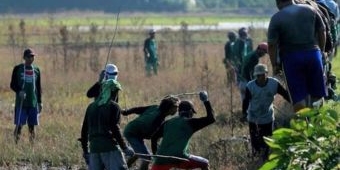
[0,0,276,14]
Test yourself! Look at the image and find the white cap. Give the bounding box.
[105,64,119,74]
[105,64,118,80]
[149,29,156,34]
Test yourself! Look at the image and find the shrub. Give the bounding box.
[261,104,340,170]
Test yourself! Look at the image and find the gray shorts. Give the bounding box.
[89,150,128,170]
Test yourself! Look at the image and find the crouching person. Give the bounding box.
[151,91,215,170]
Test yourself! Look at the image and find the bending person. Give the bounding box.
[151,91,215,170]
[122,96,180,170]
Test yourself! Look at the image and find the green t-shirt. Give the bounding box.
[13,64,41,107]
[123,105,160,139]
[224,40,238,66]
[144,38,158,61]
[234,38,253,70]
[241,51,259,81]
[86,102,120,153]
[154,116,193,165]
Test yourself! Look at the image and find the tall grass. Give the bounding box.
[1,19,336,169]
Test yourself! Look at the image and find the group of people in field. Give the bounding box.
[224,26,291,160]
[78,62,215,170]
[9,0,339,169]
[224,0,339,162]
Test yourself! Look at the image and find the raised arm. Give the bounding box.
[188,91,215,132]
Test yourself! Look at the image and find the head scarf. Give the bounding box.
[95,79,121,106]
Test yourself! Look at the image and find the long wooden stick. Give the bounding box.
[134,153,189,162]
[153,92,200,102]
[104,8,120,69]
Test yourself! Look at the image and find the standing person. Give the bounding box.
[294,0,337,101]
[316,0,339,47]
[241,64,290,161]
[79,77,134,170]
[241,42,268,82]
[122,96,180,170]
[268,0,327,112]
[314,0,340,99]
[223,31,238,69]
[238,42,268,101]
[86,63,120,102]
[151,91,215,170]
[143,29,158,76]
[223,31,238,83]
[10,48,42,144]
[234,27,254,101]
[235,27,254,72]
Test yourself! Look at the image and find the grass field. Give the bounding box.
[0,13,270,47]
[0,13,338,170]
[0,13,270,27]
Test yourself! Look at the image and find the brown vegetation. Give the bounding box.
[0,21,292,169]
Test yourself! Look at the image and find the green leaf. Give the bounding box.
[261,103,340,169]
[326,109,338,121]
[290,119,307,131]
[322,114,337,125]
[264,137,282,149]
[259,157,280,170]
[268,153,281,160]
[272,128,296,138]
[296,108,317,118]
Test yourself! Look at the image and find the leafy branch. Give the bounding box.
[260,104,340,170]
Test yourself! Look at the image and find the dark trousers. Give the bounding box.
[248,121,273,160]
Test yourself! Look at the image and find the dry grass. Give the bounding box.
[0,27,293,170]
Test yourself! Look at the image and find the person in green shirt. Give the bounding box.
[144,29,159,77]
[151,91,215,170]
[223,31,238,68]
[122,96,180,170]
[10,48,42,144]
[223,31,238,83]
[234,27,254,82]
[86,63,120,102]
[241,42,268,82]
[79,78,134,169]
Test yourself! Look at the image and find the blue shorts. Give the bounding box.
[281,49,327,104]
[14,106,39,126]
